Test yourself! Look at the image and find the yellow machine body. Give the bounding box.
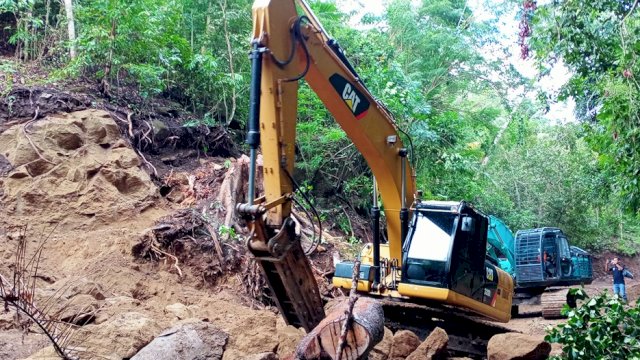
[241,0,514,331]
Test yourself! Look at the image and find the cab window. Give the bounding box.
[407,212,457,262]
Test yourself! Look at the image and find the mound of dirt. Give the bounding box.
[0,109,157,228]
[0,108,341,360]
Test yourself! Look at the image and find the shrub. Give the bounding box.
[546,288,640,359]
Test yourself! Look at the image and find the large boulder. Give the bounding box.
[487,333,551,360]
[406,327,448,360]
[389,330,421,360]
[369,327,394,360]
[82,311,160,359]
[131,320,228,360]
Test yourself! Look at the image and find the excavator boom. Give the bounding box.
[238,0,414,332]
[249,0,413,261]
[238,0,514,337]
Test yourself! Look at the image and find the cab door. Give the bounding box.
[449,211,488,301]
[557,236,573,278]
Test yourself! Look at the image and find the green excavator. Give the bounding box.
[486,216,593,318]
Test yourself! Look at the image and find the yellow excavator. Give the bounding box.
[237,0,514,337]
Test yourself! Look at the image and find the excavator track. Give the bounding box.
[380,300,511,358]
[541,288,574,319]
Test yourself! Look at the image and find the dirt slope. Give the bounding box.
[0,110,303,359]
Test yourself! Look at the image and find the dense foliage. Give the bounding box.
[546,288,640,359]
[1,0,640,253]
[530,0,640,212]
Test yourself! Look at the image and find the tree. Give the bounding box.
[530,0,640,211]
[63,0,75,59]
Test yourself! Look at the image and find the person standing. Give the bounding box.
[606,257,628,302]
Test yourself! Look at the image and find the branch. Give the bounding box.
[336,260,360,360]
[624,0,639,22]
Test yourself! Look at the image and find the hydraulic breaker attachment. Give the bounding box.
[239,205,325,332]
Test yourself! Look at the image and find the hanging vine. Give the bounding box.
[518,0,536,59]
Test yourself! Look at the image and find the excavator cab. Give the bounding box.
[403,201,486,289]
[396,201,512,322]
[514,228,593,287]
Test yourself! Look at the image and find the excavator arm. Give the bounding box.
[237,0,414,332]
[487,215,517,276]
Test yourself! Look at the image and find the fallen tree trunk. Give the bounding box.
[294,297,384,360]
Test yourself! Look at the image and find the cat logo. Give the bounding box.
[329,74,370,120]
[486,267,495,282]
[342,83,361,113]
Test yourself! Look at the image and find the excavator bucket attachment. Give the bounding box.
[248,217,325,332]
[296,297,384,360]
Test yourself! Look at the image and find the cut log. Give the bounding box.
[295,297,384,360]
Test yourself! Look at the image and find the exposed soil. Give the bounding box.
[1,83,239,179]
[0,95,344,359]
[0,108,327,359]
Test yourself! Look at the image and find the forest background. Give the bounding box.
[2,0,640,254]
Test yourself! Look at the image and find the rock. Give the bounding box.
[487,333,551,360]
[241,353,279,360]
[49,294,100,325]
[165,303,193,320]
[369,327,393,360]
[389,330,421,360]
[131,321,228,360]
[448,358,472,360]
[406,327,448,360]
[81,311,160,359]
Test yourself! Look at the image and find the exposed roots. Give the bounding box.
[132,209,243,287]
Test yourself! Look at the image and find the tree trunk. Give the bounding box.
[482,116,512,167]
[220,0,237,124]
[63,0,76,59]
[99,19,117,97]
[201,0,213,54]
[40,0,51,59]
